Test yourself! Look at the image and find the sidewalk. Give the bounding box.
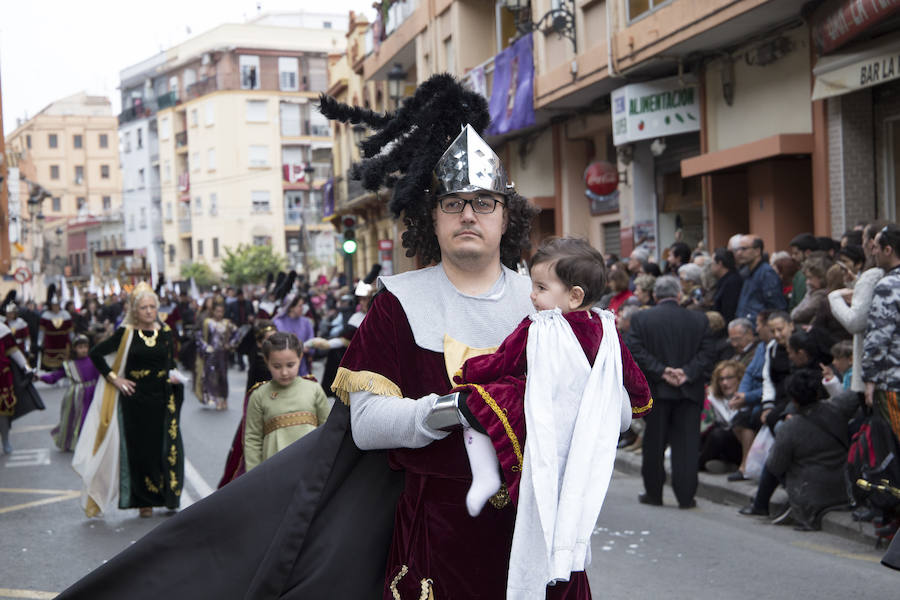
[614,448,881,546]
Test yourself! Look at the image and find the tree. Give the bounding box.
[180,261,217,288]
[221,244,287,287]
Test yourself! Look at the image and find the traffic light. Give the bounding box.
[341,215,358,254]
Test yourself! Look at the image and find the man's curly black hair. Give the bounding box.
[318,73,538,270]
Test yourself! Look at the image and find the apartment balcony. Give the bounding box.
[362,0,426,80]
[118,103,157,125]
[185,77,218,101]
[157,91,179,110]
[175,131,188,150]
[178,215,192,236]
[178,172,190,201]
[460,54,495,104]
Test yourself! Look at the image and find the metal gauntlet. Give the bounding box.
[424,391,469,432]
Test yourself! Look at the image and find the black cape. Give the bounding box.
[12,361,44,420]
[58,402,403,599]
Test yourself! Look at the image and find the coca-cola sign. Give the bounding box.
[584,161,619,196]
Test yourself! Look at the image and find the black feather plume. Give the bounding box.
[363,264,382,285]
[317,73,490,218]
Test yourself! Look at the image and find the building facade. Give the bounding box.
[5,92,124,282]
[124,13,347,282]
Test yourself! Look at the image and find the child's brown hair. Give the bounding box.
[530,237,608,308]
[261,332,302,359]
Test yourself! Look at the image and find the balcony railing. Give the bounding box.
[384,0,420,37]
[175,131,188,148]
[185,77,218,101]
[157,91,179,110]
[118,103,157,125]
[460,54,496,103]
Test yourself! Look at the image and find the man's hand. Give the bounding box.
[865,382,875,407]
[728,392,746,410]
[662,367,687,387]
[760,409,771,424]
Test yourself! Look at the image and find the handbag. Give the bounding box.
[744,425,775,480]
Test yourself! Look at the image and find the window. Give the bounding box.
[253,235,272,246]
[77,197,87,211]
[239,55,260,90]
[308,108,330,137]
[246,99,268,122]
[160,117,171,140]
[212,237,219,258]
[138,168,145,188]
[207,148,216,171]
[280,102,301,136]
[190,109,198,127]
[165,202,173,221]
[444,36,455,75]
[128,214,136,231]
[209,192,218,216]
[48,133,58,148]
[251,190,271,213]
[75,165,84,183]
[628,0,666,21]
[73,134,83,149]
[191,152,200,172]
[164,160,172,182]
[205,101,214,126]
[123,131,131,152]
[26,134,31,149]
[137,128,143,149]
[282,145,304,166]
[140,207,147,229]
[169,244,175,263]
[194,196,203,215]
[323,21,332,29]
[249,145,269,167]
[169,75,179,99]
[52,197,61,211]
[50,165,60,180]
[279,57,299,91]
[103,196,111,210]
[197,240,204,256]
[305,56,328,91]
[101,164,110,179]
[99,133,108,148]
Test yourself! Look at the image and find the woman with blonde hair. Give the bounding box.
[73,282,183,518]
[700,359,746,475]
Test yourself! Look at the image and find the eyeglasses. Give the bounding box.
[734,246,754,252]
[438,195,505,214]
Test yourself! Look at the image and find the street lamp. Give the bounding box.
[387,63,406,107]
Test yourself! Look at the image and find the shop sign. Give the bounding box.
[611,76,700,146]
[584,161,618,196]
[378,239,394,251]
[813,0,900,55]
[812,37,900,99]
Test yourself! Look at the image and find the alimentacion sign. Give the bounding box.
[611,76,700,146]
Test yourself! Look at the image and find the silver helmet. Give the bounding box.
[433,124,514,197]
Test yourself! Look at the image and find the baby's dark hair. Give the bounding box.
[530,237,608,308]
[261,331,303,359]
[831,339,853,360]
[785,367,827,407]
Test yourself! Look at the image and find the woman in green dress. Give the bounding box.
[73,282,183,518]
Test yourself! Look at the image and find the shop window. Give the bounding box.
[602,222,622,257]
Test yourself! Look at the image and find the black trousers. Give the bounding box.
[641,396,702,506]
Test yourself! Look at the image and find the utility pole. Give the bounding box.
[0,64,10,273]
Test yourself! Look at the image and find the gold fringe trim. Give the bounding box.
[633,397,653,415]
[389,565,434,600]
[470,383,523,471]
[331,367,401,406]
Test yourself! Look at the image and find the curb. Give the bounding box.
[614,448,879,546]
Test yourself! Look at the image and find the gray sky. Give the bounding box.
[1,0,375,134]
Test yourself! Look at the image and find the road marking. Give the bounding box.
[9,424,55,434]
[4,448,51,467]
[184,458,215,500]
[0,588,58,599]
[0,488,81,515]
[791,540,881,563]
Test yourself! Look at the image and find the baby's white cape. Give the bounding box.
[507,308,628,600]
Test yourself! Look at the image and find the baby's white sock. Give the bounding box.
[463,427,502,517]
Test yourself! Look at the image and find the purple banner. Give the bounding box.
[487,33,535,136]
[323,177,335,218]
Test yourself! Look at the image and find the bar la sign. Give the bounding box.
[611,76,700,146]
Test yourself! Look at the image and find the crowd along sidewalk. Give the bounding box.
[614,448,881,546]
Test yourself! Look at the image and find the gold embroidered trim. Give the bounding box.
[167,444,177,466]
[488,483,510,509]
[470,383,523,471]
[129,369,151,379]
[168,418,177,440]
[144,476,160,493]
[388,566,434,600]
[390,565,408,600]
[167,395,176,414]
[263,411,318,436]
[633,397,653,415]
[157,370,168,378]
[169,469,179,492]
[331,367,401,406]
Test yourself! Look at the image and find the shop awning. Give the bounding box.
[680,134,813,178]
[812,35,900,101]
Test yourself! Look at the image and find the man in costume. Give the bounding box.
[55,74,578,599]
[3,301,31,357]
[38,284,74,370]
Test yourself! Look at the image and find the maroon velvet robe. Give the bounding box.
[338,291,592,600]
[453,310,652,505]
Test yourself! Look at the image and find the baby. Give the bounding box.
[454,237,653,517]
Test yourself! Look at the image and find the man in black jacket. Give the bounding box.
[711,247,742,322]
[626,275,716,508]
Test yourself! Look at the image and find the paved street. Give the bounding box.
[1,363,898,599]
